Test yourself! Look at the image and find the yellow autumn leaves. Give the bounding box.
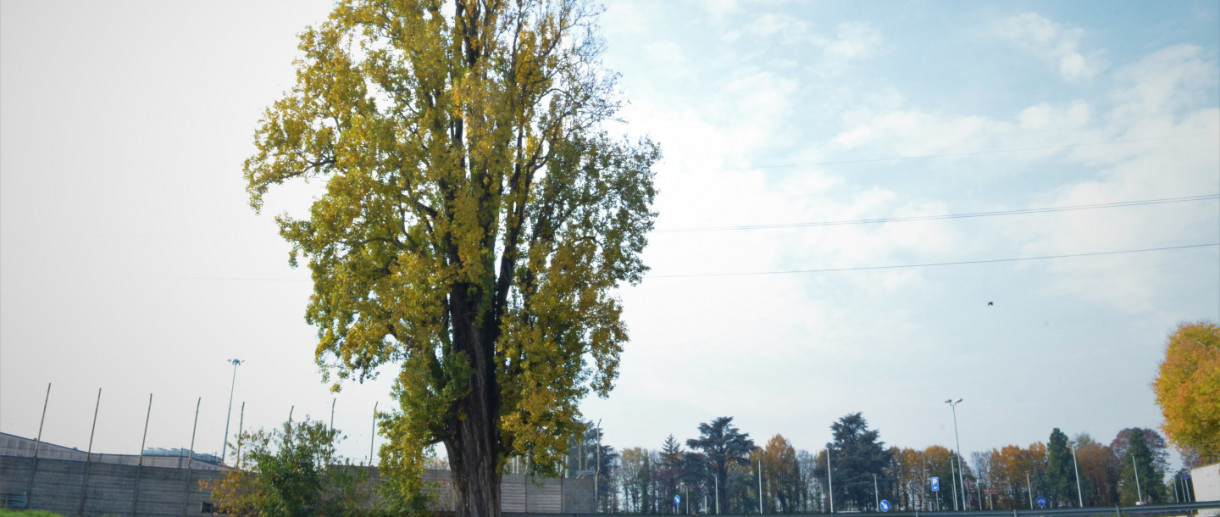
[1153,321,1220,458]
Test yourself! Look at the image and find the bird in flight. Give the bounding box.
[987,301,994,306]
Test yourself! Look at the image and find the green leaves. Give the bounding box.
[208,419,376,517]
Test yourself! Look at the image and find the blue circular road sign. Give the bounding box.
[674,494,681,505]
[880,500,891,512]
[1037,496,1048,508]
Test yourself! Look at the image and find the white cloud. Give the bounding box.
[994,12,1105,82]
[700,0,741,20]
[737,16,885,64]
[828,110,1014,156]
[1018,100,1090,130]
[744,13,813,45]
[817,36,1218,316]
[643,40,688,67]
[1109,44,1219,122]
[821,22,885,61]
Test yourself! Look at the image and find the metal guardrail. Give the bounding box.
[509,501,1220,517]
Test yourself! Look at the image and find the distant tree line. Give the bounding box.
[565,414,1199,514]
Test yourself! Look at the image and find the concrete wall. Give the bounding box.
[1,453,593,515]
[388,468,593,512]
[0,455,222,516]
[1,429,591,514]
[0,432,223,470]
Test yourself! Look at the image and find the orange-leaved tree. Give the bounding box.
[1153,321,1220,460]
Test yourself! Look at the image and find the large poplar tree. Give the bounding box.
[243,1,657,515]
[1046,429,1074,507]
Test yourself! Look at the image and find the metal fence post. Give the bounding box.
[236,401,245,468]
[369,401,377,467]
[183,397,200,515]
[25,383,50,504]
[79,388,102,516]
[131,393,152,516]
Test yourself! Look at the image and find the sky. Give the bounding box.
[2,0,1218,475]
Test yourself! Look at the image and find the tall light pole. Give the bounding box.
[945,398,967,512]
[595,419,601,513]
[221,359,243,463]
[759,456,764,514]
[1026,472,1033,509]
[1070,443,1084,507]
[1130,454,1143,504]
[826,447,835,514]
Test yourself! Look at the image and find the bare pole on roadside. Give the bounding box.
[25,383,51,502]
[132,393,153,516]
[370,401,378,466]
[79,388,102,516]
[221,359,243,463]
[183,397,200,516]
[236,401,245,469]
[594,419,602,512]
[827,448,835,514]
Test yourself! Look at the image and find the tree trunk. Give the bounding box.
[447,422,501,517]
[446,297,502,517]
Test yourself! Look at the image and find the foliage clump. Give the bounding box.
[207,418,407,517]
[1153,320,1220,460]
[243,0,658,513]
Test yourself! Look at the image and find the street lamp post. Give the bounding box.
[945,398,967,512]
[826,448,835,514]
[1070,444,1084,507]
[1130,454,1143,504]
[595,419,601,512]
[221,359,243,463]
[1026,472,1033,509]
[759,456,764,514]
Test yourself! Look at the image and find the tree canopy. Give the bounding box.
[1117,428,1166,504]
[1153,321,1220,460]
[244,1,657,515]
[826,413,891,511]
[761,434,801,512]
[1046,428,1075,507]
[208,418,375,517]
[687,416,756,513]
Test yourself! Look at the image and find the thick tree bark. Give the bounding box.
[445,288,502,517]
[447,405,501,517]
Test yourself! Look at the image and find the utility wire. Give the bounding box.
[659,194,1220,233]
[648,243,1219,278]
[727,132,1219,171]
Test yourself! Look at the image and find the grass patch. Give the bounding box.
[0,510,67,517]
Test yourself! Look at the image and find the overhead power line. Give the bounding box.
[729,131,1219,171]
[658,194,1220,233]
[648,242,1219,278]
